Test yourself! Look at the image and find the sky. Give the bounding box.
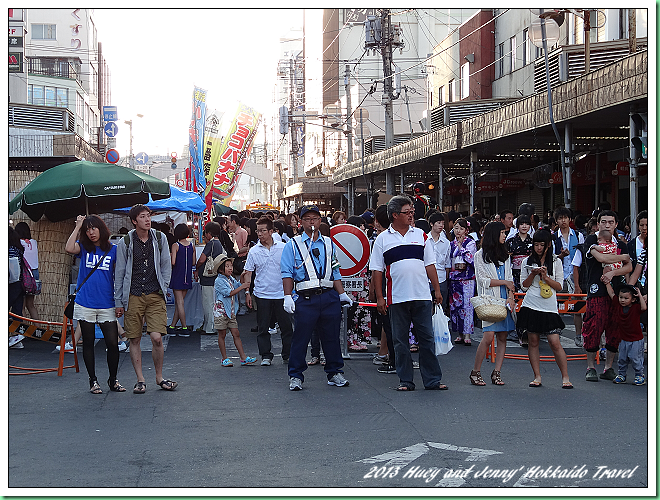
[93,8,303,160]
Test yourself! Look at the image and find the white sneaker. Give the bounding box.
[56,341,74,352]
[327,373,349,387]
[289,377,303,391]
[9,334,24,347]
[10,340,24,349]
[268,327,278,334]
[118,341,128,352]
[261,358,272,366]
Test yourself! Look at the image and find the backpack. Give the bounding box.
[202,240,225,277]
[21,256,38,294]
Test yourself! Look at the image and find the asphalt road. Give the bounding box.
[8,310,649,492]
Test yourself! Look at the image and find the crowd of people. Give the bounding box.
[8,194,648,393]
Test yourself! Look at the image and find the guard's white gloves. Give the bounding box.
[283,295,295,314]
[339,292,353,306]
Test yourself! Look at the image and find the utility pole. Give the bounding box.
[629,8,637,53]
[345,65,353,162]
[289,57,298,184]
[381,8,394,150]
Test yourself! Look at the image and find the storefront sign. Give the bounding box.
[500,178,527,189]
[9,36,23,47]
[476,181,500,192]
[8,52,23,72]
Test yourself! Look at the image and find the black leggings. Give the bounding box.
[79,320,120,384]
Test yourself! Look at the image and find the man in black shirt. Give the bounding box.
[581,210,632,382]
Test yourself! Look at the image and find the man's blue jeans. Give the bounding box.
[388,300,443,389]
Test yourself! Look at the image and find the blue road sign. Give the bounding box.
[104,121,119,138]
[135,152,149,165]
[103,106,118,122]
[106,149,120,164]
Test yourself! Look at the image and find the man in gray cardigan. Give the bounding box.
[115,204,177,394]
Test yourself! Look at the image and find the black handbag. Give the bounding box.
[64,247,111,319]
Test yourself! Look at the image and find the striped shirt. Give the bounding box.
[369,225,435,305]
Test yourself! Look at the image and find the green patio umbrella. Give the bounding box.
[9,160,171,222]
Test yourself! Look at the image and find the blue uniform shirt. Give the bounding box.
[280,231,341,283]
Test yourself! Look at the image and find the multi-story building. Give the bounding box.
[9,8,110,172]
[333,8,648,221]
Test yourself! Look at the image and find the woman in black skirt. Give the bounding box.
[517,230,573,389]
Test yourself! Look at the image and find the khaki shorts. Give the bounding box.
[124,293,167,338]
[214,315,238,331]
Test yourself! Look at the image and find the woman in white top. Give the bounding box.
[14,222,40,320]
[517,229,572,389]
[471,222,516,386]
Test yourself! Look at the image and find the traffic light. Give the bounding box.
[279,105,289,135]
[630,112,647,161]
[171,152,178,168]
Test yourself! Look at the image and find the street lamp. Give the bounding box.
[123,113,144,169]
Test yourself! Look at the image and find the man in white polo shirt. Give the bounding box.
[370,195,447,391]
[243,216,293,365]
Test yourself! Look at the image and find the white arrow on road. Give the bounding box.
[358,441,503,468]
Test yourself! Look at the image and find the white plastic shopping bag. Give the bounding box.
[433,305,453,355]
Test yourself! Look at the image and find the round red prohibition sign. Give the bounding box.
[330,223,370,277]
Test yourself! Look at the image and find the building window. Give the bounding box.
[510,36,516,72]
[56,88,68,107]
[45,86,56,107]
[461,63,470,99]
[448,79,455,102]
[31,23,56,40]
[496,42,504,78]
[31,85,45,106]
[76,92,84,119]
[438,86,444,106]
[522,28,528,66]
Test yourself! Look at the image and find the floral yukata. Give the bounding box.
[448,236,477,336]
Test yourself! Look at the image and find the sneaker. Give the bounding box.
[633,375,646,386]
[268,327,278,334]
[222,358,234,367]
[327,373,349,387]
[600,367,616,380]
[241,356,257,366]
[372,354,388,365]
[289,377,303,391]
[118,341,128,352]
[377,364,397,374]
[574,335,583,347]
[261,358,272,366]
[9,334,25,347]
[585,368,599,382]
[166,325,177,336]
[10,341,24,349]
[178,327,191,338]
[613,374,627,384]
[56,341,74,352]
[413,361,420,369]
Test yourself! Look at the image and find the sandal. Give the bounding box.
[463,339,472,346]
[409,344,419,353]
[307,357,320,366]
[454,337,464,345]
[426,383,449,390]
[396,384,414,391]
[89,380,103,394]
[157,379,178,391]
[490,370,504,385]
[133,381,146,394]
[528,380,542,387]
[108,378,126,392]
[562,381,574,389]
[469,370,486,386]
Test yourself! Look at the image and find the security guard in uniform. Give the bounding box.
[280,205,353,391]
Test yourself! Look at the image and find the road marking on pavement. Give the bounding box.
[359,442,502,468]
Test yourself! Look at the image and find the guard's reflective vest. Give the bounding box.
[291,234,334,291]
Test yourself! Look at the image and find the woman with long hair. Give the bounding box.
[14,221,40,320]
[448,218,477,345]
[284,213,299,239]
[470,222,516,386]
[65,215,125,394]
[517,229,572,388]
[169,223,194,335]
[9,226,26,348]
